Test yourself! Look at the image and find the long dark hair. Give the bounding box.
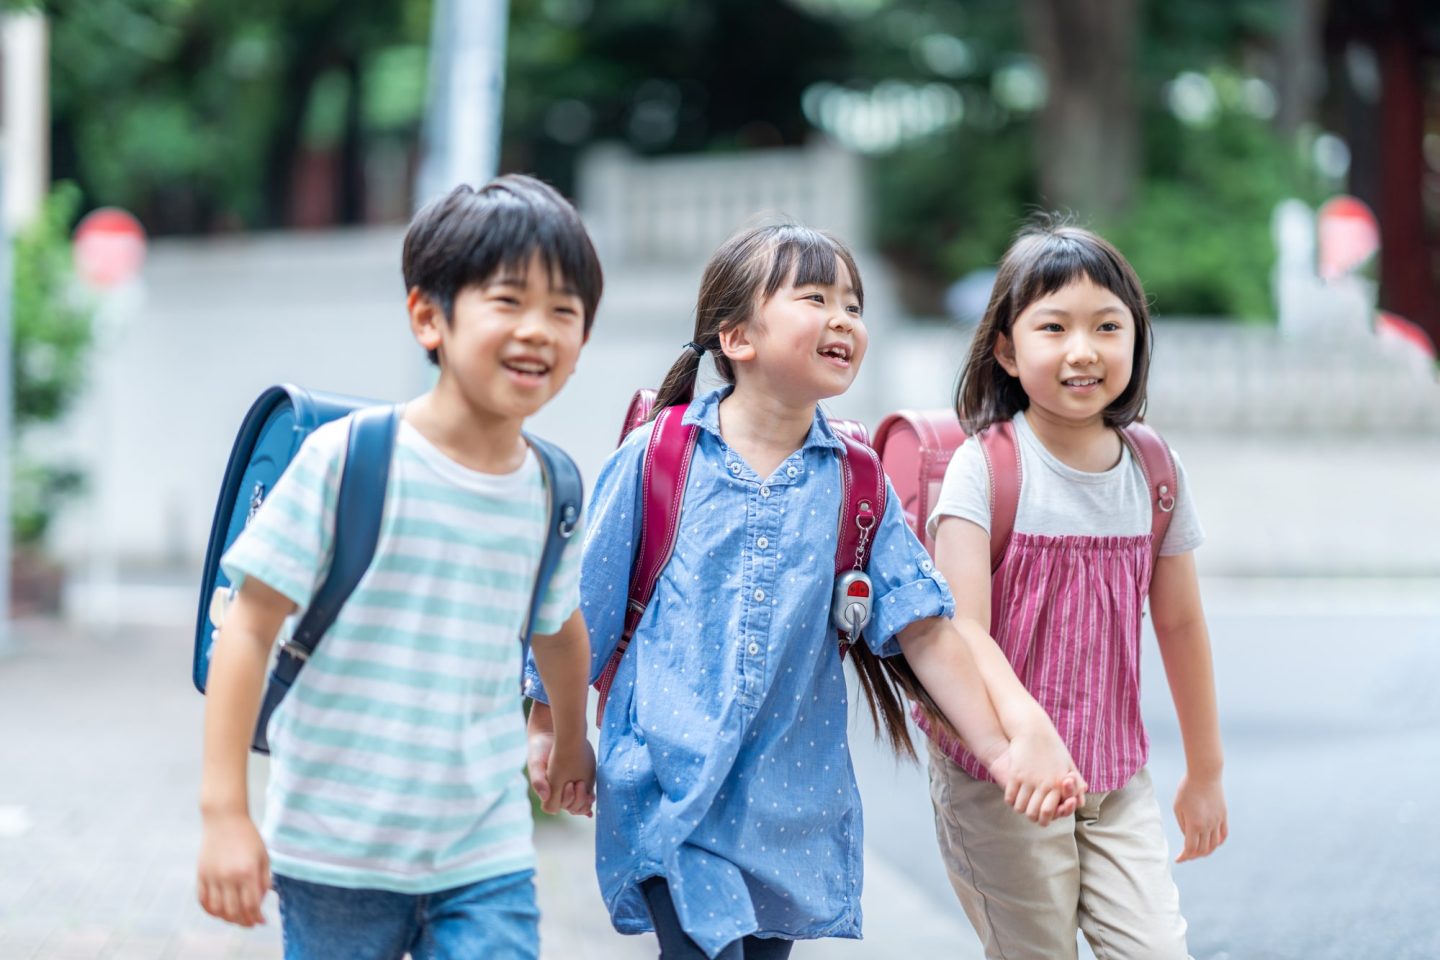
[652,222,954,760]
[955,215,1152,433]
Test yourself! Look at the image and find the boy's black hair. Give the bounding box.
[402,175,604,365]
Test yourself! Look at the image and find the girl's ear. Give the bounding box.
[409,288,446,354]
[718,321,756,365]
[993,331,1019,377]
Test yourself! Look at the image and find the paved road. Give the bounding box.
[851,577,1440,960]
[0,619,976,960]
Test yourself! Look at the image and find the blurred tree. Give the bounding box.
[9,182,93,544]
[46,0,432,231]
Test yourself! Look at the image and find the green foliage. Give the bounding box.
[9,182,96,546]
[12,183,92,428]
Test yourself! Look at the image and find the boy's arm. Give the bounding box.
[932,517,1085,822]
[526,608,595,816]
[197,577,294,927]
[1150,550,1227,862]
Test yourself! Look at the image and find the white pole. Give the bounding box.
[414,0,510,210]
[0,155,12,649]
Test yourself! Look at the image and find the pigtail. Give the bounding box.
[650,343,705,418]
[848,642,962,761]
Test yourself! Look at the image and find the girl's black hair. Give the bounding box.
[955,214,1152,433]
[402,175,604,365]
[652,221,960,761]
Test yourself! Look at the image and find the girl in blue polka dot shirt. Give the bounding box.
[526,224,1082,959]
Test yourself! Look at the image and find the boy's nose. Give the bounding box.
[515,310,554,341]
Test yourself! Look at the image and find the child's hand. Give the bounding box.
[1173,772,1227,862]
[197,811,270,927]
[994,726,1087,826]
[545,735,596,817]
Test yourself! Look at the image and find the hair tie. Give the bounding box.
[684,341,706,357]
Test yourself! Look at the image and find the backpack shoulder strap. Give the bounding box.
[253,403,399,753]
[834,431,885,652]
[1119,422,1178,566]
[521,433,584,648]
[594,404,698,724]
[976,420,1021,570]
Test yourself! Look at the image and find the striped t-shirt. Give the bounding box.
[220,417,582,892]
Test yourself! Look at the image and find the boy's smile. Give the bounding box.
[413,252,588,426]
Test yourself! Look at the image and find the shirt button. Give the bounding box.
[730,462,742,475]
[760,486,771,498]
[786,466,799,478]
[756,536,769,549]
[921,559,933,572]
[753,588,765,601]
[747,642,760,655]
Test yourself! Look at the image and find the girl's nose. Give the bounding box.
[1066,334,1098,364]
[829,311,854,333]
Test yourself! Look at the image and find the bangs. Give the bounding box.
[760,227,864,309]
[1008,229,1142,321]
[449,192,600,304]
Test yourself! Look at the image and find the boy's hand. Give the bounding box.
[545,735,596,817]
[197,811,270,927]
[1174,772,1227,862]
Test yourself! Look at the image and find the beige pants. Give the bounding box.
[927,741,1191,960]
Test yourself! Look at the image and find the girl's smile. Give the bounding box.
[996,277,1135,426]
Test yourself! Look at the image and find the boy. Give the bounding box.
[197,175,601,958]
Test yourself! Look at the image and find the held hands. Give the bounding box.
[526,727,596,817]
[1173,772,1228,862]
[987,725,1088,827]
[197,811,270,927]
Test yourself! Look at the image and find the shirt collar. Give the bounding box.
[682,387,846,453]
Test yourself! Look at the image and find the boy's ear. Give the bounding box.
[408,288,446,354]
[993,331,1019,376]
[717,322,756,364]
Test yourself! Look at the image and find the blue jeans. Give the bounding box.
[273,869,539,960]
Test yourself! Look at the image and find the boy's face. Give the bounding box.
[412,253,588,423]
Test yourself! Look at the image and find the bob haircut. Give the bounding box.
[402,175,604,365]
[955,216,1151,434]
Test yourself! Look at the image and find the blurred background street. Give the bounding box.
[3,0,1440,958]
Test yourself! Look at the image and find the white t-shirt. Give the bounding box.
[927,411,1204,554]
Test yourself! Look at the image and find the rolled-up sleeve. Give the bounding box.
[524,422,649,703]
[863,478,955,658]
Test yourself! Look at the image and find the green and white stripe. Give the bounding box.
[221,418,581,893]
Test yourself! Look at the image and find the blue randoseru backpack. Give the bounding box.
[194,384,583,755]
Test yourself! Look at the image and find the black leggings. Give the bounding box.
[639,877,795,960]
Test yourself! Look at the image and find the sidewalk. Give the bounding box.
[0,619,979,960]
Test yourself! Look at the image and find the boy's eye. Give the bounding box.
[492,294,521,306]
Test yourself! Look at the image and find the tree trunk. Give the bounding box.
[1274,0,1324,139]
[338,56,366,225]
[1020,0,1140,219]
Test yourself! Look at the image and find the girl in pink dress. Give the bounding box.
[922,219,1227,960]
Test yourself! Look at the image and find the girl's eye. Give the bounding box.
[846,304,861,316]
[806,293,825,304]
[494,295,521,307]
[1041,322,1064,333]
[1099,321,1121,332]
